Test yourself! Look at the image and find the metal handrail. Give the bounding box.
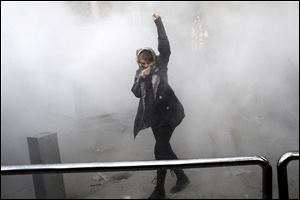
[277,151,299,199]
[1,156,272,199]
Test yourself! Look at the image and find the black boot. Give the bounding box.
[170,169,190,193]
[148,170,166,199]
[148,187,166,199]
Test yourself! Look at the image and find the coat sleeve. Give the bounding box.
[131,69,144,98]
[154,17,171,60]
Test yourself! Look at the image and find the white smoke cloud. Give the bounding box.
[1,1,298,198]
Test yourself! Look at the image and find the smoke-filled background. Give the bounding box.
[1,1,299,199]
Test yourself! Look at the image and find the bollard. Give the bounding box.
[27,132,66,199]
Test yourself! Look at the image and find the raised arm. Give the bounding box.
[153,13,171,59]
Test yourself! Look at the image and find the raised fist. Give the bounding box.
[152,13,160,21]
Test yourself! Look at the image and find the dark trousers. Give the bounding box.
[152,124,177,160]
[151,124,186,190]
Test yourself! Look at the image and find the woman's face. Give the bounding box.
[140,59,154,69]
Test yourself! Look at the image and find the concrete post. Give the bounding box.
[27,132,66,199]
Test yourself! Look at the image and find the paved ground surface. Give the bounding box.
[1,111,299,199]
[61,112,299,199]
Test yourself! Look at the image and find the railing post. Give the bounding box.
[277,151,299,199]
[258,156,273,199]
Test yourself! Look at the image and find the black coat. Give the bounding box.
[131,18,185,138]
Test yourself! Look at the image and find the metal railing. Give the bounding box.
[1,156,272,199]
[277,151,299,199]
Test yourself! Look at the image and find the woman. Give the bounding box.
[131,13,190,199]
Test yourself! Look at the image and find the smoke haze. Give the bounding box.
[1,1,298,199]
